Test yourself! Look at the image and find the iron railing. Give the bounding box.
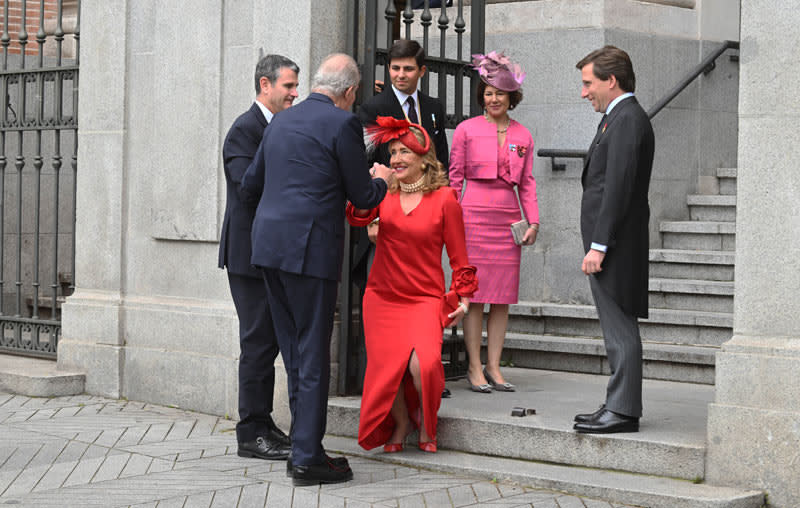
[538,40,740,170]
[0,0,79,358]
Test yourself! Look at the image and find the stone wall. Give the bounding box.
[59,0,348,429]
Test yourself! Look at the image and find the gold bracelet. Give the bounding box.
[530,223,539,231]
[369,217,380,226]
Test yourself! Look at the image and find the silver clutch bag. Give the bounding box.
[510,219,529,246]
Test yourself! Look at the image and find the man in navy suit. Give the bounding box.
[572,46,654,434]
[218,54,298,460]
[242,53,392,486]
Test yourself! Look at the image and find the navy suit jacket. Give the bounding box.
[241,93,388,281]
[218,102,267,278]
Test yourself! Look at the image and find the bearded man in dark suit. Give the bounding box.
[219,54,299,460]
[572,46,655,434]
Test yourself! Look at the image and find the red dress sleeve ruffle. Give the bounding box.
[451,265,478,297]
[345,202,378,227]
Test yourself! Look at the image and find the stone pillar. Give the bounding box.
[58,0,128,398]
[60,0,348,425]
[705,4,800,507]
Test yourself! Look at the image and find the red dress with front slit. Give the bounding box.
[346,186,477,450]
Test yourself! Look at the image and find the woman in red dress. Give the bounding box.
[347,117,478,453]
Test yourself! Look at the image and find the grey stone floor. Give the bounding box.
[0,391,638,508]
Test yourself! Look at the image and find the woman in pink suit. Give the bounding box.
[450,51,539,393]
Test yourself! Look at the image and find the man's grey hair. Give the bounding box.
[255,54,299,94]
[311,54,360,97]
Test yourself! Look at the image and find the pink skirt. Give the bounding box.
[460,179,522,304]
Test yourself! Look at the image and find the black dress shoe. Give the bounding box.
[286,454,349,477]
[292,456,353,486]
[442,388,451,398]
[237,436,291,460]
[266,425,291,447]
[573,409,639,434]
[574,404,606,423]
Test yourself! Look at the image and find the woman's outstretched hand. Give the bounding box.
[447,298,470,327]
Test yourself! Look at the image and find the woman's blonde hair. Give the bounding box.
[386,126,449,194]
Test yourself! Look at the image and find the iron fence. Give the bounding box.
[0,0,79,358]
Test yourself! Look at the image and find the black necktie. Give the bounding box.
[406,96,419,124]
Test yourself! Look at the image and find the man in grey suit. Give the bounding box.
[572,46,655,434]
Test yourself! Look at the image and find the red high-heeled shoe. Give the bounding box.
[383,442,403,453]
[418,439,437,453]
[384,427,413,453]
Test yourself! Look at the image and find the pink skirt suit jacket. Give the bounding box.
[449,115,539,303]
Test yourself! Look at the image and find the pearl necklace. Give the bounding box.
[484,112,509,133]
[399,175,426,193]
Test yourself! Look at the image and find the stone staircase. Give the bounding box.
[502,167,737,385]
[326,170,759,507]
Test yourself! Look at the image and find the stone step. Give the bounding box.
[717,167,737,196]
[508,301,732,347]
[660,221,736,251]
[0,353,85,397]
[324,434,764,508]
[499,332,716,384]
[328,369,715,481]
[649,249,735,281]
[687,195,736,221]
[649,278,734,313]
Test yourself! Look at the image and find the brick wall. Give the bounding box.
[1,0,62,56]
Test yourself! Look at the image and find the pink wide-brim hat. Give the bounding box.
[471,50,526,92]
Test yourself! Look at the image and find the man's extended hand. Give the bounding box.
[582,248,605,275]
[370,162,393,182]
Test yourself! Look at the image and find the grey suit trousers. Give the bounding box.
[589,275,643,418]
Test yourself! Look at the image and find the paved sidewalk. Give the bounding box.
[0,391,636,508]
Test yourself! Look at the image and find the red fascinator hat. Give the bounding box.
[365,116,431,155]
[471,50,525,92]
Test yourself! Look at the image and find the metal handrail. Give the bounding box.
[538,40,740,170]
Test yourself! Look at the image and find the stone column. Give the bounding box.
[58,0,128,398]
[60,0,349,424]
[705,4,800,507]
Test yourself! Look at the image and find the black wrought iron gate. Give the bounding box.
[0,0,79,358]
[339,0,485,394]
